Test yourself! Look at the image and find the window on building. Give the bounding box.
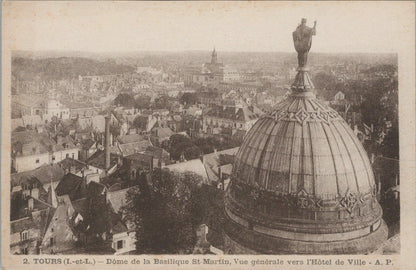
[117,240,124,249]
[52,156,55,161]
[35,159,40,164]
[50,237,54,247]
[72,153,75,159]
[66,153,69,158]
[21,247,28,255]
[21,231,28,241]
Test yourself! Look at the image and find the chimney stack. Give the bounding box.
[105,115,111,171]
[28,198,34,211]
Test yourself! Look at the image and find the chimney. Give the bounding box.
[31,188,39,200]
[28,198,34,211]
[105,115,111,170]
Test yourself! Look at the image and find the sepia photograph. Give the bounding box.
[2,1,415,269]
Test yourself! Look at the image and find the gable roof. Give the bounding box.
[87,150,119,170]
[205,106,260,122]
[118,134,145,144]
[87,181,107,198]
[118,140,153,157]
[11,164,65,188]
[71,198,89,219]
[202,147,239,183]
[81,139,96,150]
[152,127,174,139]
[11,217,38,234]
[111,218,129,234]
[58,158,89,174]
[107,186,137,213]
[55,173,86,201]
[143,146,170,160]
[164,159,209,184]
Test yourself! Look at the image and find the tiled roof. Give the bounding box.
[118,140,153,157]
[12,94,44,108]
[55,173,86,201]
[87,181,107,197]
[71,198,89,218]
[118,134,145,144]
[12,131,77,157]
[125,153,153,163]
[164,159,209,184]
[87,150,119,170]
[202,147,239,183]
[107,186,137,213]
[205,106,260,122]
[58,158,88,174]
[81,139,95,150]
[143,146,170,160]
[11,164,65,187]
[152,127,174,139]
[11,193,51,221]
[111,220,129,234]
[11,217,38,234]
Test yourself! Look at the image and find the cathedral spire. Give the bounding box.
[211,47,217,64]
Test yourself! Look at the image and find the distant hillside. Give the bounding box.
[12,57,136,81]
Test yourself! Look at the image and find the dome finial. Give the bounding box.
[291,19,317,93]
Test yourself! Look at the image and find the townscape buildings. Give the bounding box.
[10,45,399,255]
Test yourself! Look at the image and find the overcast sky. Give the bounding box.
[4,1,413,53]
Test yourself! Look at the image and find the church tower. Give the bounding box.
[211,47,218,64]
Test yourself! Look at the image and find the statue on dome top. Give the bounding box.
[293,18,317,68]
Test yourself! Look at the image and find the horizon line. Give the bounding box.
[12,50,398,55]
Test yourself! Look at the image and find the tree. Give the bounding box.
[192,136,241,155]
[114,93,136,108]
[168,134,201,161]
[122,169,204,254]
[135,95,151,110]
[381,121,399,159]
[360,77,398,142]
[152,95,173,110]
[313,72,338,99]
[180,93,198,106]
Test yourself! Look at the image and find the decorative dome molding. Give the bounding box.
[223,19,387,254]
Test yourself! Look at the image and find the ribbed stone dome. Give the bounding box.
[232,91,375,198]
[224,88,387,254]
[224,20,387,254]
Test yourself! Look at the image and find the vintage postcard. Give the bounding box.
[2,1,415,269]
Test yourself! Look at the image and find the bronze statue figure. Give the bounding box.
[293,18,317,68]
